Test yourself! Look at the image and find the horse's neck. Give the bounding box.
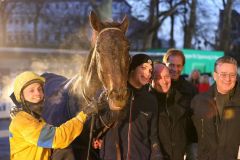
[82,70,102,102]
[78,49,102,103]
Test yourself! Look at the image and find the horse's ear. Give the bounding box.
[89,11,101,32]
[120,15,129,34]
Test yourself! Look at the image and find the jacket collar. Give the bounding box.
[10,92,21,107]
[153,87,186,120]
[208,79,239,100]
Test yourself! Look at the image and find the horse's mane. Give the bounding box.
[81,48,95,75]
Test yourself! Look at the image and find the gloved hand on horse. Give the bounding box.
[82,91,108,117]
[10,106,23,119]
[150,143,164,160]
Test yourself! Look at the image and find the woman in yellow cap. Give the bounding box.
[9,71,96,160]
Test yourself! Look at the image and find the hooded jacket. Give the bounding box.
[171,76,198,144]
[151,87,190,160]
[100,84,160,160]
[191,80,240,160]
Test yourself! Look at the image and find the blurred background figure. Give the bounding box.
[188,69,200,91]
[188,70,211,93]
[198,74,210,93]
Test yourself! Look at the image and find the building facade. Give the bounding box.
[4,0,135,49]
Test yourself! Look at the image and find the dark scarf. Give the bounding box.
[22,100,44,119]
[214,85,236,120]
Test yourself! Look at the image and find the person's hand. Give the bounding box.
[82,91,109,117]
[10,106,22,119]
[92,138,103,149]
[150,143,164,160]
[82,99,99,117]
[97,90,108,111]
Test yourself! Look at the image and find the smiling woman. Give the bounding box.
[22,82,44,103]
[8,71,92,160]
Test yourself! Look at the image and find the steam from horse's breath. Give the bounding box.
[1,54,85,106]
[2,11,130,114]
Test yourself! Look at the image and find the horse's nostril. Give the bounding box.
[108,88,128,101]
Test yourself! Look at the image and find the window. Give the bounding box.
[56,3,59,9]
[45,4,50,9]
[45,32,49,41]
[76,4,80,9]
[28,18,32,23]
[21,19,25,25]
[55,33,60,41]
[65,3,68,9]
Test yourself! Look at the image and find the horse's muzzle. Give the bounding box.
[107,88,129,110]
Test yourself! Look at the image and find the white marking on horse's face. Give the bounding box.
[95,29,130,110]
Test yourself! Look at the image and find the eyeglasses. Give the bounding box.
[215,72,237,79]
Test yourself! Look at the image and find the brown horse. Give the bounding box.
[42,11,130,159]
[70,11,130,111]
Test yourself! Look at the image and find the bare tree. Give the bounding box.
[142,0,159,49]
[188,0,219,50]
[0,0,16,46]
[20,0,46,46]
[183,0,196,48]
[169,0,176,47]
[143,0,186,49]
[32,0,45,46]
[218,0,233,54]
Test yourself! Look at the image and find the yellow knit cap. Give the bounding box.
[14,71,45,103]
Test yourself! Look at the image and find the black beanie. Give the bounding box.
[129,54,153,72]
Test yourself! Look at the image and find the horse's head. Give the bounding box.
[89,11,130,111]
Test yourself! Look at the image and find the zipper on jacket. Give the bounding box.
[215,118,220,141]
[201,118,204,138]
[213,97,220,141]
[166,94,174,157]
[126,92,134,160]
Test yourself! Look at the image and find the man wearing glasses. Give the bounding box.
[191,56,240,160]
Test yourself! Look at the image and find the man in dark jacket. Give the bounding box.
[163,49,198,160]
[151,62,190,160]
[191,56,240,160]
[100,54,162,160]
